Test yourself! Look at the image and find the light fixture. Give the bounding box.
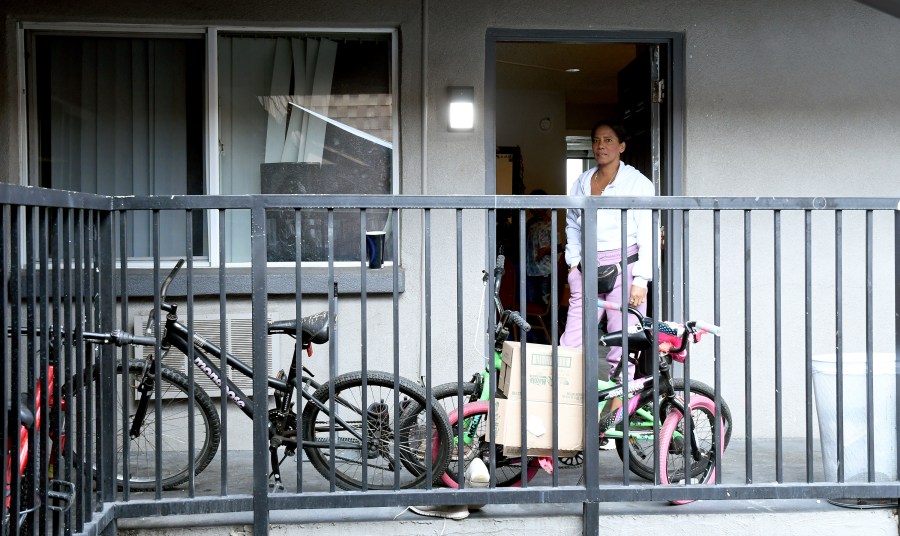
[448,86,475,131]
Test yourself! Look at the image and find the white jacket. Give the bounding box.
[564,162,655,287]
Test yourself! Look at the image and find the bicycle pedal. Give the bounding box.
[47,480,76,512]
[268,481,286,493]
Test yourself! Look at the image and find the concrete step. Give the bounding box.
[117,499,898,535]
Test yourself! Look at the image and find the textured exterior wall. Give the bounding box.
[3,1,899,192]
[2,0,899,439]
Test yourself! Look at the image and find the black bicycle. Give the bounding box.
[87,260,452,492]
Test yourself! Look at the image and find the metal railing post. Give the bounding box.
[582,203,599,534]
[250,199,270,535]
[97,207,117,502]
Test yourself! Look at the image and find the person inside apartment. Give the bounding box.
[558,121,655,429]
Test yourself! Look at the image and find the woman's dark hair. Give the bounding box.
[590,121,627,143]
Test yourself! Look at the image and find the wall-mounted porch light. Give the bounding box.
[448,86,475,131]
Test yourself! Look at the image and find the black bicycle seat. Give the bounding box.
[267,311,330,344]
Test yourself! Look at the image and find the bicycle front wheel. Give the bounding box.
[658,394,723,504]
[112,361,221,491]
[301,370,452,491]
[616,378,732,482]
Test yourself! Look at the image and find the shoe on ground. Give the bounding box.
[465,457,490,488]
[409,504,469,520]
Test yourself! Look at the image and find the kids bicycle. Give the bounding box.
[78,259,453,492]
[3,326,155,534]
[422,256,731,488]
[445,299,727,496]
[4,328,77,534]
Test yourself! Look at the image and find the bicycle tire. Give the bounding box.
[429,381,534,486]
[430,381,479,417]
[440,400,539,488]
[615,378,732,482]
[402,381,483,485]
[101,361,222,491]
[300,370,452,491]
[658,394,723,504]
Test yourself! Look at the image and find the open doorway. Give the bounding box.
[486,31,682,337]
[492,40,667,196]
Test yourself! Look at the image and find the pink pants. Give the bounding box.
[559,244,645,379]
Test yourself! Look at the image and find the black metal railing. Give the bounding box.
[2,182,899,536]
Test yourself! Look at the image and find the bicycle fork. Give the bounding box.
[128,362,156,440]
[666,397,705,464]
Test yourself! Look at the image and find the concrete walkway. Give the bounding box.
[116,438,900,535]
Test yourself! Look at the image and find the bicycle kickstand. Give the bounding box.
[268,448,286,492]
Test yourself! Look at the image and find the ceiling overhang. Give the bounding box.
[854,0,900,18]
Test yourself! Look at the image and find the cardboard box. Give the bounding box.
[492,398,583,457]
[498,341,584,405]
[493,341,584,454]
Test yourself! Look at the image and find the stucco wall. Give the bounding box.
[1,0,899,442]
[496,89,568,194]
[6,1,898,192]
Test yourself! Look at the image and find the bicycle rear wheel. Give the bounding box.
[440,400,539,488]
[425,381,538,487]
[107,361,221,491]
[301,370,452,491]
[430,381,479,419]
[616,378,732,481]
[658,395,723,504]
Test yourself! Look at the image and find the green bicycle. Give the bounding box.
[430,256,732,487]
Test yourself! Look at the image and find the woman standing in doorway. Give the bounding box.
[559,121,655,426]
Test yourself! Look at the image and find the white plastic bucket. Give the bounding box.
[811,353,898,482]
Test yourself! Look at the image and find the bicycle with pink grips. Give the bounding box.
[592,299,727,503]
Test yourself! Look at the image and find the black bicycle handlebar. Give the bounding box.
[159,259,185,301]
[596,299,721,355]
[8,327,157,348]
[82,330,157,347]
[145,259,185,336]
[507,310,531,332]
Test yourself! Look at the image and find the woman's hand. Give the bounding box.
[628,285,647,307]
